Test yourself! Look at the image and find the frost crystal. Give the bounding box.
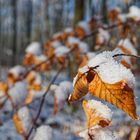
[26,42,42,56]
[33,125,53,140]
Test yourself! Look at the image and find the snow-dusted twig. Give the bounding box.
[21,54,55,80]
[25,65,64,140]
[113,53,140,59]
[5,92,16,112]
[82,19,140,41]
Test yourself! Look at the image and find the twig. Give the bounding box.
[82,19,140,41]
[88,129,94,140]
[0,97,8,109]
[135,126,140,140]
[25,65,64,140]
[113,53,140,59]
[21,54,55,80]
[5,92,16,112]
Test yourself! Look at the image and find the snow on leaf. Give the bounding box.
[26,42,42,56]
[68,70,95,102]
[17,107,32,134]
[68,73,88,102]
[127,5,140,21]
[54,46,70,57]
[77,21,91,34]
[78,42,89,53]
[13,107,32,136]
[9,81,27,105]
[78,126,118,140]
[83,99,112,128]
[95,60,135,89]
[13,113,25,137]
[88,51,114,68]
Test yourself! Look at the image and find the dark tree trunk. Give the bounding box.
[12,0,17,65]
[73,0,84,25]
[101,0,108,24]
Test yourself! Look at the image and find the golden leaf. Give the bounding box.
[0,81,8,93]
[13,114,26,137]
[25,90,33,105]
[89,18,97,30]
[53,95,58,114]
[26,72,35,85]
[88,73,138,120]
[82,100,111,128]
[75,26,86,39]
[23,53,35,66]
[68,73,88,102]
[68,70,95,102]
[8,73,16,87]
[120,58,131,68]
[28,84,42,91]
[108,9,119,22]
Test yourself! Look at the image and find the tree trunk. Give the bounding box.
[73,0,84,26]
[12,0,17,65]
[101,0,108,24]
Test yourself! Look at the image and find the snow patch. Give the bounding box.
[9,65,26,78]
[33,125,53,140]
[127,6,140,21]
[26,42,42,56]
[17,106,32,134]
[87,99,112,121]
[77,21,91,34]
[54,46,70,57]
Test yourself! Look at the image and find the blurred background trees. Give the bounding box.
[0,0,139,67]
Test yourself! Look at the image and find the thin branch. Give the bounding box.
[82,19,140,41]
[25,65,64,140]
[21,54,55,80]
[135,126,140,140]
[5,92,16,112]
[113,53,140,59]
[20,46,77,81]
[0,97,8,109]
